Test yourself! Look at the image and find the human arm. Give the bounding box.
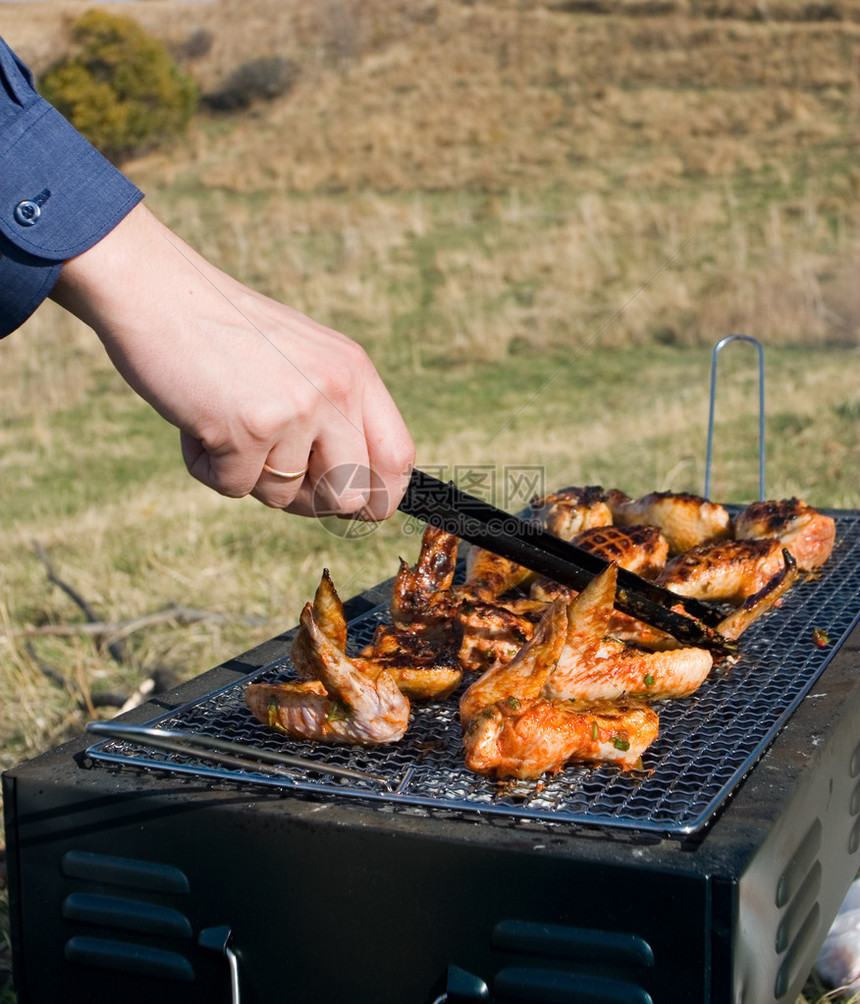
[0,34,413,518]
[49,202,415,518]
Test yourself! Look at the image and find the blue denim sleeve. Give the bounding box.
[0,36,144,336]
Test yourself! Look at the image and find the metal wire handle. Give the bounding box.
[704,334,766,502]
[199,926,241,1004]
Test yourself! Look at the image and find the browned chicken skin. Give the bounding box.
[463,697,659,780]
[293,567,461,703]
[460,588,662,778]
[570,524,669,579]
[360,624,463,700]
[464,545,535,597]
[545,565,713,703]
[246,596,410,745]
[459,566,715,778]
[530,485,614,540]
[656,538,785,604]
[455,601,536,674]
[733,498,835,571]
[392,526,545,678]
[609,490,731,554]
[716,551,798,641]
[390,525,459,630]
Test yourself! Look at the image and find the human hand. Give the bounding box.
[49,203,414,519]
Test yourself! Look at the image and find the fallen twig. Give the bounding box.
[32,540,128,663]
[13,605,261,645]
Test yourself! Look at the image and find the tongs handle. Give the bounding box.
[86,721,392,787]
[399,470,730,651]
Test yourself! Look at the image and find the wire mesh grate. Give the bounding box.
[87,511,860,836]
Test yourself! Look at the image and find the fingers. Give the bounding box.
[171,292,412,518]
[360,379,415,520]
[284,372,414,521]
[52,202,412,523]
[180,380,413,522]
[281,417,375,519]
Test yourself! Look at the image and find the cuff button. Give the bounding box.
[14,200,41,226]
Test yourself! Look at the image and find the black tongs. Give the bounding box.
[398,469,730,651]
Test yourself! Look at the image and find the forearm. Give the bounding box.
[51,202,415,517]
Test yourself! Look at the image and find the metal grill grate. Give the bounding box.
[87,511,860,836]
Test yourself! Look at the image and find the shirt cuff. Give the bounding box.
[0,97,143,337]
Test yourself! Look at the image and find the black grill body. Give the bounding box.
[5,594,860,1004]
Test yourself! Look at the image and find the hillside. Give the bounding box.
[2,0,858,356]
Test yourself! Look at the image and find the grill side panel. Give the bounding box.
[3,769,715,1004]
[733,627,860,1003]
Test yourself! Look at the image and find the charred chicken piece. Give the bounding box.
[455,600,537,674]
[455,574,666,775]
[570,523,669,579]
[530,485,614,541]
[390,525,460,630]
[545,564,713,703]
[294,567,462,701]
[608,490,731,554]
[360,623,462,701]
[655,538,786,604]
[246,596,410,745]
[393,524,549,678]
[733,498,835,572]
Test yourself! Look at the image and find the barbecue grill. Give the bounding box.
[4,507,860,1004]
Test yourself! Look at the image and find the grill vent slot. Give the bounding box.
[61,850,195,983]
[492,920,654,968]
[64,937,194,982]
[493,966,653,1004]
[775,819,822,908]
[62,893,193,939]
[774,862,821,953]
[491,920,654,1004]
[848,743,860,854]
[61,850,190,894]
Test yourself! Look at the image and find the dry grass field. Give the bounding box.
[0,1,859,999]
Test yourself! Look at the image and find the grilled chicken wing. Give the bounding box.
[360,624,463,700]
[609,490,731,554]
[655,538,785,604]
[392,524,549,678]
[733,498,835,571]
[464,545,535,598]
[390,525,460,630]
[545,564,713,703]
[571,524,669,579]
[290,568,347,675]
[456,600,537,674]
[716,550,798,641]
[463,697,659,780]
[294,567,462,701]
[460,574,666,778]
[460,598,568,723]
[530,485,614,540]
[246,599,410,744]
